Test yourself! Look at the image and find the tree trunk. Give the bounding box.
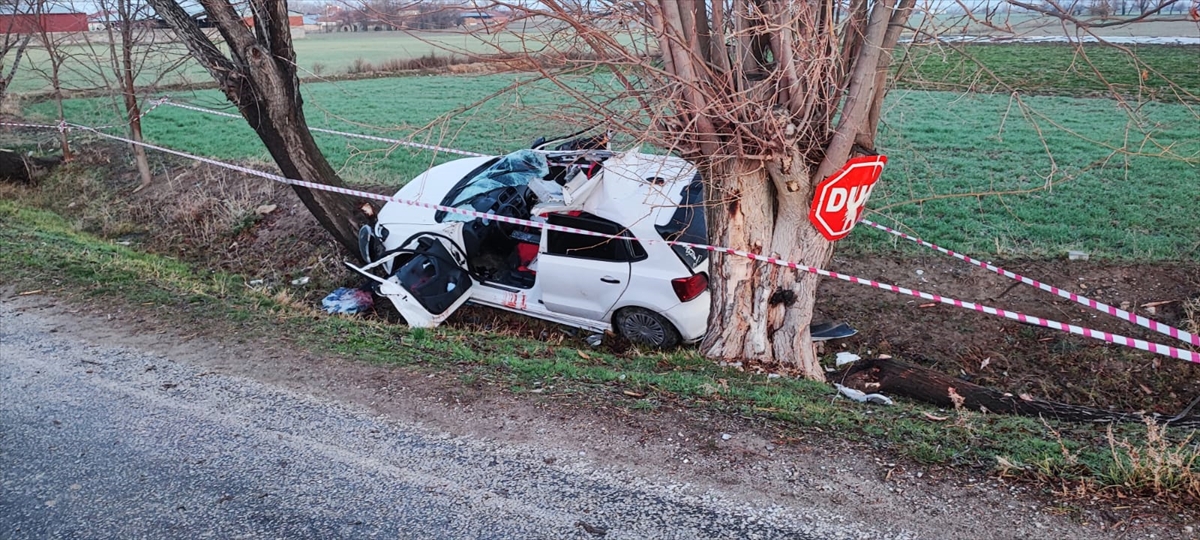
[700,157,833,379]
[146,0,370,255]
[52,77,71,162]
[128,110,153,190]
[835,357,1200,429]
[0,34,31,104]
[118,1,153,190]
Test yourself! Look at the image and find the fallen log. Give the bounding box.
[0,149,62,185]
[833,357,1200,429]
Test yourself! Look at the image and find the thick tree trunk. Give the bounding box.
[146,0,370,255]
[700,157,833,379]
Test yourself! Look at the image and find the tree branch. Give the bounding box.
[817,0,895,179]
[143,0,238,89]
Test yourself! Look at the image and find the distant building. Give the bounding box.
[240,9,306,38]
[460,10,509,28]
[241,9,304,29]
[87,11,114,32]
[0,11,88,33]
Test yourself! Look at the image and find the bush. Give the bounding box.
[346,58,375,75]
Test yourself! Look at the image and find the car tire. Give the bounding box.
[614,307,681,349]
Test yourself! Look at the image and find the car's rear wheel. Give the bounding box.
[614,307,681,349]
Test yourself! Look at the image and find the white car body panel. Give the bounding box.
[354,148,710,345]
[537,254,631,320]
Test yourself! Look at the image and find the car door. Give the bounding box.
[346,234,474,328]
[537,213,641,322]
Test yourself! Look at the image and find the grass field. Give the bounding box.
[25,71,1200,261]
[10,27,1198,102]
[898,42,1200,100]
[8,27,602,95]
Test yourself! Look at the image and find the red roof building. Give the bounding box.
[242,10,304,28]
[0,12,88,34]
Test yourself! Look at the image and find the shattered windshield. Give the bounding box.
[442,150,549,222]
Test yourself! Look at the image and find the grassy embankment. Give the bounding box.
[2,198,1196,503]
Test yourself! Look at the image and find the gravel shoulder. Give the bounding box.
[2,290,1195,539]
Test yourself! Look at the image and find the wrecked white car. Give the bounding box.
[348,140,711,348]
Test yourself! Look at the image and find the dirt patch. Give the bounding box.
[11,136,1200,417]
[823,255,1200,415]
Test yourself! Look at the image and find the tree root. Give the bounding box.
[831,357,1200,429]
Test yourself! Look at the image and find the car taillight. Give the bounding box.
[671,273,708,302]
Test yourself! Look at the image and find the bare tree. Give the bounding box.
[27,0,74,160]
[100,0,155,188]
[0,0,33,103]
[462,0,916,378]
[77,0,190,189]
[144,0,371,254]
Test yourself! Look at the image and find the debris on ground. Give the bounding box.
[835,352,861,367]
[322,287,375,314]
[835,383,894,406]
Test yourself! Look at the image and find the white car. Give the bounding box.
[348,138,711,348]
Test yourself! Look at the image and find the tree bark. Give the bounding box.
[835,357,1200,429]
[700,157,832,377]
[0,34,31,104]
[146,0,370,255]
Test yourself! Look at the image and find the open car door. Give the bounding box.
[346,234,474,327]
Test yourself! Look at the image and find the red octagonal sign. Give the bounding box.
[808,155,887,241]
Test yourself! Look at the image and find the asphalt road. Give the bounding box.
[0,304,893,540]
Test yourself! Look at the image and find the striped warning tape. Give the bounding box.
[5,119,1187,364]
[157,100,489,158]
[137,98,1200,351]
[860,219,1199,347]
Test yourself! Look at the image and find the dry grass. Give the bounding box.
[345,53,468,75]
[1184,298,1200,336]
[146,167,270,248]
[997,417,1200,504]
[1101,419,1200,501]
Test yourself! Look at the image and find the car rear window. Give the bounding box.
[547,213,646,262]
[656,176,708,269]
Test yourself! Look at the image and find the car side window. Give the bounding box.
[546,213,645,262]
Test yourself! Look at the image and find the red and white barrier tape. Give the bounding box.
[157,99,489,158]
[860,219,1199,347]
[1,121,59,129]
[89,97,173,131]
[4,119,1196,363]
[115,100,1200,350]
